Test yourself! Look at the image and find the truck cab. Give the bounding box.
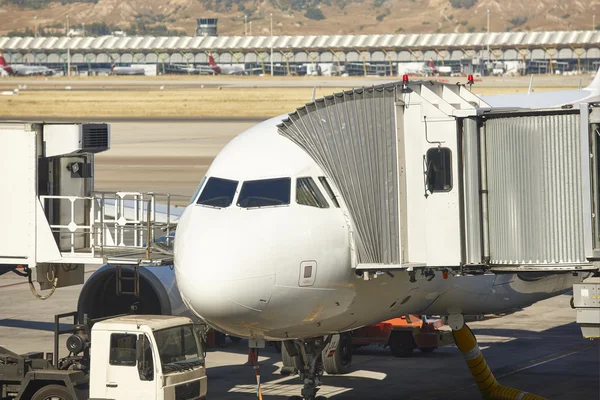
[89,315,207,400]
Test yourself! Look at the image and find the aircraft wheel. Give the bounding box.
[322,332,352,374]
[419,347,436,353]
[214,331,227,348]
[389,331,416,357]
[281,343,301,375]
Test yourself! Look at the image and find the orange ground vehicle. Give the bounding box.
[351,315,454,357]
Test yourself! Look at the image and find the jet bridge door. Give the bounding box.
[482,108,594,269]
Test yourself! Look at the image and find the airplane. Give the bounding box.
[208,55,261,75]
[73,72,600,400]
[397,59,438,76]
[169,55,263,75]
[0,52,56,76]
[481,66,600,108]
[168,56,247,75]
[110,65,145,76]
[169,74,600,399]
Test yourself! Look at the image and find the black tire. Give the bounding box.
[389,331,416,357]
[281,344,301,375]
[229,335,243,344]
[322,333,352,375]
[419,347,436,353]
[31,384,72,400]
[271,341,282,353]
[214,331,227,348]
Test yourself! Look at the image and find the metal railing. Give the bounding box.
[40,195,95,256]
[39,191,187,263]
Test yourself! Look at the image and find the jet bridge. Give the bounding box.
[278,80,600,276]
[0,122,183,294]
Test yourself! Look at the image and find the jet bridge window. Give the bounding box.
[237,178,291,208]
[297,177,329,208]
[426,147,453,193]
[196,177,238,208]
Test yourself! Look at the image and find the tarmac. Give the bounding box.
[0,73,594,92]
[0,268,598,399]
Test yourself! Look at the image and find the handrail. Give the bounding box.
[38,191,188,262]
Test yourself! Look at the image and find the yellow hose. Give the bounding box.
[453,325,547,400]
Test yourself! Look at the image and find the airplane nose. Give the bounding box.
[174,207,276,335]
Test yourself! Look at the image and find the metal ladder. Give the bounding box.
[116,265,140,297]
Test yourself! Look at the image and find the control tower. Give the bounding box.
[196,18,218,37]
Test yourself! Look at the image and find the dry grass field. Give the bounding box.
[0,84,581,118]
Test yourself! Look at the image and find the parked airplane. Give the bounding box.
[397,59,438,76]
[110,65,145,76]
[76,73,600,400]
[170,55,263,75]
[0,53,55,76]
[170,75,600,399]
[481,67,600,108]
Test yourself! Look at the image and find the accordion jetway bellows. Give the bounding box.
[278,85,400,265]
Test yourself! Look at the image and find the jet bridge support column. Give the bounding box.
[448,315,547,400]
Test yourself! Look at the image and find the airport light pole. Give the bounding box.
[245,15,248,36]
[486,9,490,75]
[270,13,274,76]
[34,16,38,38]
[249,21,252,36]
[594,14,596,30]
[66,14,71,77]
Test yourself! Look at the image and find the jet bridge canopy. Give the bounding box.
[278,81,490,270]
[278,81,600,274]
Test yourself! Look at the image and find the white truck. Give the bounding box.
[0,314,207,400]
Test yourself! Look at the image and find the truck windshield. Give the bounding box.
[153,324,204,373]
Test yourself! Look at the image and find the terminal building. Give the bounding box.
[1,30,600,76]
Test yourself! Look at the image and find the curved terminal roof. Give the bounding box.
[1,30,599,52]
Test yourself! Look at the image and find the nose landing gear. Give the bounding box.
[284,337,330,400]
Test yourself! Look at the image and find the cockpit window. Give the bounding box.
[196,177,238,208]
[318,176,340,208]
[297,177,329,208]
[237,178,291,208]
[189,176,207,205]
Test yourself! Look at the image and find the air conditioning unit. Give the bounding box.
[43,123,110,157]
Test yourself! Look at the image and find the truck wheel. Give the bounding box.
[389,331,416,357]
[322,333,352,375]
[32,384,72,400]
[281,344,301,375]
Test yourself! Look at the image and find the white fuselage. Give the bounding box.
[111,66,145,76]
[173,115,581,340]
[7,65,54,76]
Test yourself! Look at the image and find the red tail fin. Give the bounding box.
[208,55,217,67]
[0,53,13,74]
[429,59,434,69]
